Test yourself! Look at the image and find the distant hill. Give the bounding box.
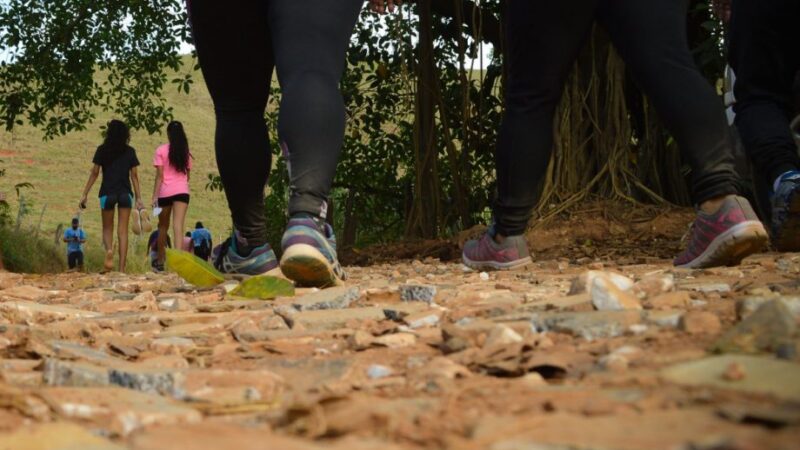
[0,57,232,248]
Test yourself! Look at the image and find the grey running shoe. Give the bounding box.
[280,215,345,288]
[462,226,532,270]
[212,232,278,276]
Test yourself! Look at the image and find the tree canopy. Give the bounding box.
[0,0,191,136]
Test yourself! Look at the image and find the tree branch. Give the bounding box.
[408,0,501,47]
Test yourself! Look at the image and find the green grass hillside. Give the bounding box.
[0,58,232,266]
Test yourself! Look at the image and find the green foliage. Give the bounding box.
[206,6,504,245]
[0,159,9,226]
[264,155,289,256]
[5,0,729,249]
[0,0,191,138]
[0,225,65,273]
[165,248,224,288]
[690,1,727,83]
[333,5,504,241]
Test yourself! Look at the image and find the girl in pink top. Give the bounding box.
[151,121,192,271]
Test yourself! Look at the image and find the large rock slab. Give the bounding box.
[258,357,353,392]
[590,274,642,311]
[48,340,121,366]
[0,301,100,320]
[399,284,437,303]
[661,355,800,402]
[737,295,800,319]
[0,285,50,301]
[291,286,360,311]
[129,422,327,450]
[0,422,126,450]
[479,409,787,450]
[291,304,426,330]
[712,299,796,354]
[0,272,23,290]
[568,270,633,295]
[43,359,111,388]
[39,387,201,436]
[43,359,183,397]
[181,369,284,405]
[530,310,642,340]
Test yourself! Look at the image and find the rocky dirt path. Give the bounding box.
[1,252,799,449]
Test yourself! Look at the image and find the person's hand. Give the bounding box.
[711,0,731,24]
[79,195,88,210]
[136,199,145,211]
[151,196,159,208]
[369,0,401,14]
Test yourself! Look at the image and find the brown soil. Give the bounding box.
[341,201,694,266]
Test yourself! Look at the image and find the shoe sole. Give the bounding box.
[280,244,340,288]
[462,254,533,271]
[676,220,768,269]
[775,192,800,252]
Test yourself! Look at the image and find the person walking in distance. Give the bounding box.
[151,121,192,272]
[462,0,769,271]
[79,120,145,272]
[148,229,172,270]
[63,217,87,270]
[188,0,398,286]
[183,232,194,252]
[191,221,213,261]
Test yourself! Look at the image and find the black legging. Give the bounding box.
[188,0,362,247]
[729,0,800,184]
[494,0,740,236]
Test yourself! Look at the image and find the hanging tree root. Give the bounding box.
[531,26,676,229]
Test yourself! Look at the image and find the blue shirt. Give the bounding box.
[191,228,212,247]
[63,228,86,254]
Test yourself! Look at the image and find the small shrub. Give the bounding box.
[0,226,66,273]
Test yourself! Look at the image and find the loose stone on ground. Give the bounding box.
[0,256,799,449]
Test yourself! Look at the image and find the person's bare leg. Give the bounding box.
[171,201,188,251]
[101,209,115,271]
[157,205,173,265]
[117,208,131,272]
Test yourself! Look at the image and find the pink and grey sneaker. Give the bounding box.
[462,227,532,270]
[674,195,768,269]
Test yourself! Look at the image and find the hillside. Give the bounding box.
[0,58,231,254]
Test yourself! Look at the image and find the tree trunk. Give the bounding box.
[407,0,440,238]
[342,190,357,248]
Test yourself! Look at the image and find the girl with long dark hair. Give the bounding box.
[79,119,145,272]
[151,121,192,271]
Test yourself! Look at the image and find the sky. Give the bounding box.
[0,4,495,68]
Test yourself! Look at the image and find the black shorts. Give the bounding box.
[67,251,84,269]
[194,246,211,261]
[99,193,133,210]
[158,193,190,207]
